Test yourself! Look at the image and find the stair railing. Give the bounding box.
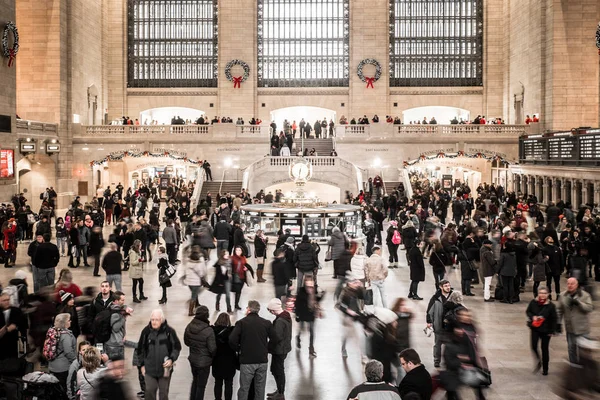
[190,168,206,212]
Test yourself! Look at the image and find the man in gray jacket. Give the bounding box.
[267,298,292,400]
[162,219,178,264]
[556,278,593,363]
[77,219,90,267]
[105,291,133,360]
[425,280,452,368]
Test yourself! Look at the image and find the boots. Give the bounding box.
[133,296,141,303]
[257,269,267,283]
[188,300,195,316]
[139,293,148,300]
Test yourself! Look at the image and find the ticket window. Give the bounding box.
[304,218,324,238]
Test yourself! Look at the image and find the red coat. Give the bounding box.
[2,224,17,251]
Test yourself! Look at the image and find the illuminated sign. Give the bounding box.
[0,149,14,179]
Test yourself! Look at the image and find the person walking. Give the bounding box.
[529,241,548,298]
[32,233,60,292]
[157,246,173,304]
[272,248,290,302]
[100,243,123,291]
[294,235,318,287]
[266,298,292,400]
[425,280,452,368]
[480,239,497,302]
[129,240,145,300]
[183,247,207,316]
[231,246,253,311]
[556,278,593,363]
[137,309,182,400]
[295,275,323,358]
[48,313,78,391]
[77,219,91,267]
[526,286,557,375]
[184,305,216,400]
[542,236,564,300]
[210,250,233,313]
[229,300,273,400]
[365,245,388,307]
[407,242,425,300]
[212,313,237,400]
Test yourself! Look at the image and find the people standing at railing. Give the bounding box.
[328,119,335,137]
[314,120,322,138]
[339,115,348,125]
[303,121,312,138]
[292,120,297,137]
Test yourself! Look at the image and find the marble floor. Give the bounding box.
[4,228,599,400]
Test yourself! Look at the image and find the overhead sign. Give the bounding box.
[0,149,15,179]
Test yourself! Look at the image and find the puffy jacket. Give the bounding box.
[268,311,292,355]
[556,288,593,335]
[350,254,368,280]
[128,249,143,279]
[365,253,388,281]
[106,304,126,347]
[498,250,517,277]
[184,317,216,368]
[480,246,497,278]
[49,329,77,373]
[183,257,206,286]
[294,241,318,272]
[328,229,347,260]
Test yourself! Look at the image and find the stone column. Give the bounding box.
[528,175,535,197]
[594,181,600,206]
[551,178,559,204]
[560,178,567,203]
[581,180,588,206]
[542,177,550,205]
[571,179,579,209]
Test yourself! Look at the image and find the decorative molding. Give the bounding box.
[390,88,484,96]
[257,88,349,96]
[127,89,218,97]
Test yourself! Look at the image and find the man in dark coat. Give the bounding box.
[398,348,432,400]
[542,236,564,299]
[266,298,292,400]
[294,235,318,287]
[184,305,216,400]
[407,243,425,300]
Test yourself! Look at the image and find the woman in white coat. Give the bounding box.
[183,246,207,315]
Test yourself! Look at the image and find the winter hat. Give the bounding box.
[195,305,209,321]
[59,290,73,304]
[389,220,398,226]
[301,235,310,243]
[286,236,295,244]
[14,270,27,281]
[267,298,283,313]
[482,239,493,245]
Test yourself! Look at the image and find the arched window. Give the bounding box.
[257,0,350,87]
[128,0,218,88]
[389,0,483,87]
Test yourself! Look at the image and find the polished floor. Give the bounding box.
[5,225,599,400]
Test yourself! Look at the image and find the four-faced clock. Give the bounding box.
[289,159,313,182]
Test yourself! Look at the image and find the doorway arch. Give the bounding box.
[270,106,336,133]
[403,106,470,124]
[140,107,206,125]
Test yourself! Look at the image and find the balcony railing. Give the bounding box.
[85,125,211,135]
[337,123,528,137]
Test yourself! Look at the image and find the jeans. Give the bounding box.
[409,280,420,296]
[132,278,144,297]
[166,243,177,264]
[433,271,445,289]
[387,243,399,264]
[216,280,232,310]
[217,240,229,252]
[145,374,171,400]
[237,363,268,400]
[57,237,67,255]
[189,285,201,303]
[370,280,387,307]
[33,266,55,293]
[190,365,210,400]
[483,276,493,300]
[77,244,89,266]
[546,274,561,296]
[298,321,315,349]
[297,270,314,288]
[270,354,287,394]
[531,330,551,373]
[214,376,233,400]
[501,276,515,301]
[107,274,122,291]
[275,285,287,301]
[433,332,443,365]
[566,333,581,363]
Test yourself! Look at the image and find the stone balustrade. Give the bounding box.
[16,119,59,136]
[336,123,529,138]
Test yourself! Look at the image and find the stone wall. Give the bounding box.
[0,0,17,201]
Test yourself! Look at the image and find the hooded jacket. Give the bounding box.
[268,311,292,355]
[328,228,347,260]
[365,253,388,281]
[184,317,216,368]
[137,321,181,378]
[294,241,318,272]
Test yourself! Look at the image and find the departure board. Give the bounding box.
[522,139,546,160]
[579,134,600,159]
[548,136,577,159]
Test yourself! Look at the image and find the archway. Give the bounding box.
[17,154,56,212]
[270,106,336,134]
[140,107,206,125]
[402,106,470,124]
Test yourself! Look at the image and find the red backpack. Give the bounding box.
[392,229,402,245]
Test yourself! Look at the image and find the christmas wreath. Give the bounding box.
[2,21,19,67]
[225,59,250,88]
[596,22,600,54]
[357,58,382,88]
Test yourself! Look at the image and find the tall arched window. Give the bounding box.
[257,0,350,87]
[389,0,483,87]
[128,0,218,88]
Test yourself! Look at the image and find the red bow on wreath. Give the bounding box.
[233,76,243,88]
[365,77,376,88]
[7,49,15,67]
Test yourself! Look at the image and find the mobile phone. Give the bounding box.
[96,343,104,353]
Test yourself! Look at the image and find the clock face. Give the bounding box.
[290,161,312,181]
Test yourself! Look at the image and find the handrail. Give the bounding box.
[189,168,206,212]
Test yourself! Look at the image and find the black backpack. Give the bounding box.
[93,308,118,343]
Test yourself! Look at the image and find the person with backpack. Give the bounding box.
[89,281,116,335]
[386,221,402,269]
[102,291,133,361]
[0,291,28,360]
[57,291,80,338]
[184,305,216,400]
[47,313,77,391]
[137,309,182,400]
[425,280,452,368]
[33,233,60,292]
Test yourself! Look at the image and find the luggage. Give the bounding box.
[494,286,504,301]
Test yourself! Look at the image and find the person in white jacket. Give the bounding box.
[183,246,207,316]
[350,245,368,284]
[365,245,389,308]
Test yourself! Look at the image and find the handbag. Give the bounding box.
[159,264,177,285]
[460,367,491,388]
[364,288,374,306]
[324,247,332,262]
[246,244,252,258]
[245,269,255,287]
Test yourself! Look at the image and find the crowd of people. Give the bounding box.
[338,115,507,126]
[0,163,598,400]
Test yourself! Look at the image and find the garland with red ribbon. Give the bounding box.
[225,60,250,88]
[596,22,600,55]
[402,151,510,167]
[89,151,203,167]
[357,59,382,89]
[2,22,19,68]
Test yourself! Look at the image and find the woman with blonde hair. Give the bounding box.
[76,347,106,399]
[129,239,147,303]
[350,245,368,285]
[54,268,82,303]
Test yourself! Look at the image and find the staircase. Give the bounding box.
[384,181,403,195]
[199,181,243,200]
[295,138,335,156]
